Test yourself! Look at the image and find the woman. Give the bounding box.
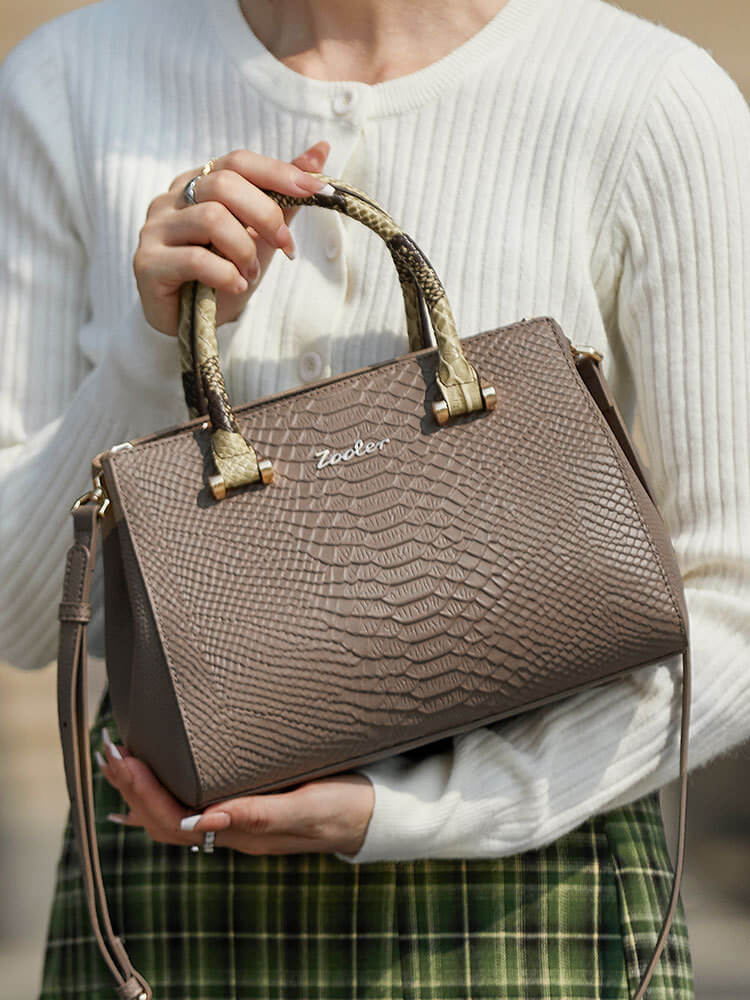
[1,0,748,996]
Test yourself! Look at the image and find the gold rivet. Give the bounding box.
[258,459,274,485]
[432,399,450,425]
[208,474,226,500]
[481,383,497,411]
[571,343,603,363]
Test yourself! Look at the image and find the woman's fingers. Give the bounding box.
[180,810,232,833]
[98,733,201,846]
[168,144,332,200]
[106,811,145,827]
[141,244,250,297]
[180,169,298,259]
[181,791,297,837]
[176,773,373,855]
[162,202,261,283]
[252,140,332,274]
[96,738,372,856]
[176,788,317,857]
[291,140,330,170]
[135,140,331,335]
[174,140,333,264]
[276,139,331,230]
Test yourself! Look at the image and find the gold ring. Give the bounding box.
[201,159,215,176]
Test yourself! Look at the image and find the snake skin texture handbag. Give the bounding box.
[58,176,691,1000]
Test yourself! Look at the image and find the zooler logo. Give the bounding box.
[314,436,390,470]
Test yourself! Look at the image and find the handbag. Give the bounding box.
[58,176,691,1000]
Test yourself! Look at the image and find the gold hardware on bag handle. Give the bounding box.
[208,457,274,499]
[432,382,497,425]
[178,176,496,499]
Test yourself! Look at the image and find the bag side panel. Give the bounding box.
[565,342,689,646]
[102,510,202,807]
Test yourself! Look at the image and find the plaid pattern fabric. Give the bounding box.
[39,695,694,999]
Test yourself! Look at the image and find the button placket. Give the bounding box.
[290,203,347,387]
[299,350,323,381]
[331,87,357,117]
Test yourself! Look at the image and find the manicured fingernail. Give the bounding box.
[107,813,126,825]
[274,223,296,260]
[180,813,203,832]
[294,174,323,194]
[247,260,261,285]
[102,728,122,761]
[95,750,107,770]
[295,174,335,197]
[318,183,335,196]
[235,275,249,293]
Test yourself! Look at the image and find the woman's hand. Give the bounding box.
[133,141,332,335]
[97,728,374,858]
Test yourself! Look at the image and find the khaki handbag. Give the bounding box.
[58,177,691,1000]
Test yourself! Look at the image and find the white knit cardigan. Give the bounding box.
[0,0,748,864]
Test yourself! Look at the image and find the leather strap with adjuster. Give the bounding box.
[57,502,152,1000]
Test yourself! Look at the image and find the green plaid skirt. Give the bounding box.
[39,694,694,999]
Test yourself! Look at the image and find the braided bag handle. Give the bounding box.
[177,175,495,498]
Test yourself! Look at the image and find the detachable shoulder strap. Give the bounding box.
[633,642,692,999]
[57,502,152,1000]
[57,499,690,1000]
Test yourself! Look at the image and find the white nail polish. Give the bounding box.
[107,813,125,825]
[95,750,107,770]
[319,183,335,196]
[102,727,123,761]
[180,814,203,832]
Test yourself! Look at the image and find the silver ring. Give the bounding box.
[182,159,216,206]
[189,830,216,854]
[182,176,201,205]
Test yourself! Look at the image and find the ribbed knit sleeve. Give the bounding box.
[345,44,750,863]
[0,24,184,670]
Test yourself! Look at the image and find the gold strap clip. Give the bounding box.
[71,473,110,518]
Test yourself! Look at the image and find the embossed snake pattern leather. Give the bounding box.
[102,317,687,807]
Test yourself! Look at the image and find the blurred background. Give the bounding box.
[1,1,748,998]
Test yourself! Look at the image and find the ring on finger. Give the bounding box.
[190,830,216,854]
[182,158,216,206]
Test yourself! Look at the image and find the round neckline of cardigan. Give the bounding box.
[206,0,550,119]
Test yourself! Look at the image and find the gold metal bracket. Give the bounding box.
[71,473,110,518]
[209,458,274,500]
[432,382,497,426]
[207,474,227,501]
[570,343,603,363]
